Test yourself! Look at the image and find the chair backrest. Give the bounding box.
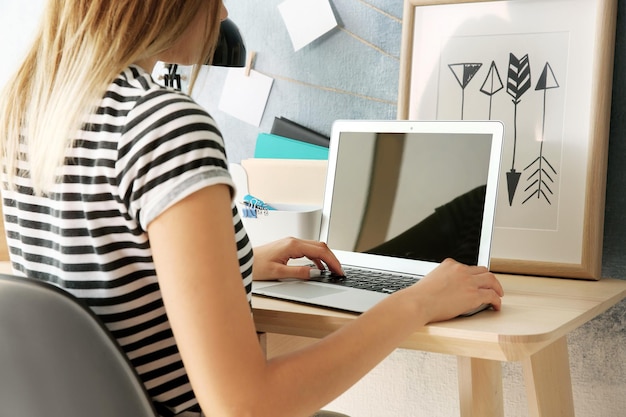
[0,273,158,417]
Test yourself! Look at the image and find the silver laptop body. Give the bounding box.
[252,119,504,314]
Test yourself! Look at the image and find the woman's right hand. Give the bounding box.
[403,258,504,323]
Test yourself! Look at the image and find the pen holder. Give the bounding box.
[238,203,322,247]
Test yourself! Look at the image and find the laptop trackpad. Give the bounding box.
[260,282,347,299]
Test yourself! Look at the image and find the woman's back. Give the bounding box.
[1,65,253,415]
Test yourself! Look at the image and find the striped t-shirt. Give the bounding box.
[1,65,254,415]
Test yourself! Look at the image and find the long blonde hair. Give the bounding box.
[0,0,222,195]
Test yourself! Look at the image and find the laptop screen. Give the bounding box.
[320,120,503,275]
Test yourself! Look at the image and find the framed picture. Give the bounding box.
[398,0,617,279]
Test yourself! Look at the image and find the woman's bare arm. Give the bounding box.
[148,184,502,417]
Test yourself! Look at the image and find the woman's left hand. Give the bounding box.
[252,237,344,281]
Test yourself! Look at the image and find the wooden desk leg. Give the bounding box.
[522,336,575,417]
[458,357,504,417]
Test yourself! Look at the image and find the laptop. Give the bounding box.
[252,119,504,315]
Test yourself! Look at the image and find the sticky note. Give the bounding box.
[218,68,274,126]
[278,0,338,51]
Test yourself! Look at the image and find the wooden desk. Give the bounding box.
[252,274,626,417]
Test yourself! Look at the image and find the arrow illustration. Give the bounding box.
[448,62,482,120]
[505,53,531,206]
[479,61,504,120]
[523,62,560,205]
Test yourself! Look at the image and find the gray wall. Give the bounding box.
[200,0,404,163]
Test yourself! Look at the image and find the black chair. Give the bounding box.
[0,273,158,417]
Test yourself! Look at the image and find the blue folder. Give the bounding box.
[254,133,329,160]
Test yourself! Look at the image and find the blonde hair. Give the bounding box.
[0,0,222,195]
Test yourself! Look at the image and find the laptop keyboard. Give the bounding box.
[309,266,421,294]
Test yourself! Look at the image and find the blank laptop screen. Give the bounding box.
[322,127,496,267]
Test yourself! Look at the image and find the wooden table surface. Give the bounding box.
[252,273,626,362]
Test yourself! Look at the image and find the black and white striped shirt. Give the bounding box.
[2,65,254,415]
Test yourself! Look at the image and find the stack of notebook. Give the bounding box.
[254,117,330,160]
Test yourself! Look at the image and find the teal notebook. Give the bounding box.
[254,133,329,160]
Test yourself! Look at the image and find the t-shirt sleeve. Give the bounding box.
[115,90,235,230]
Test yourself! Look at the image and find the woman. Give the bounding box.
[0,1,503,416]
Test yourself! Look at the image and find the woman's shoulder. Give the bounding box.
[112,65,207,112]
[110,65,218,134]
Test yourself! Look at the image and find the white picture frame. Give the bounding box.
[398,0,617,279]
